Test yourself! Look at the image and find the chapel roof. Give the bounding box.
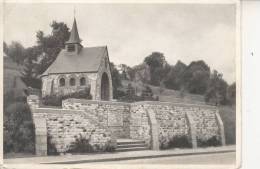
[42,46,108,76]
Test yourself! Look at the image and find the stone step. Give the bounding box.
[117,143,147,148]
[116,146,149,152]
[117,140,145,145]
[116,139,148,152]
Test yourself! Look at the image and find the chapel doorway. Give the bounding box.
[101,73,110,101]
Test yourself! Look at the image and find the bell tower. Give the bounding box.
[65,18,83,54]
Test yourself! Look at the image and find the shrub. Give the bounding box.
[47,135,58,155]
[104,140,116,152]
[67,134,93,153]
[3,102,35,153]
[197,136,221,147]
[42,87,92,106]
[160,135,192,150]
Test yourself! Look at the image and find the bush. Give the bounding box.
[67,134,93,153]
[47,135,58,155]
[3,102,35,153]
[197,136,221,147]
[42,87,92,106]
[160,135,192,150]
[104,140,116,152]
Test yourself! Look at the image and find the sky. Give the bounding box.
[3,3,236,84]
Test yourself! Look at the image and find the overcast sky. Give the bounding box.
[3,3,236,84]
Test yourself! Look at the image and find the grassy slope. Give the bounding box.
[121,80,205,104]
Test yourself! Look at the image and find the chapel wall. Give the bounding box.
[41,73,98,99]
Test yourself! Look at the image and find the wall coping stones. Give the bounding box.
[63,98,131,106]
[215,110,226,146]
[131,101,217,110]
[63,98,217,110]
[185,112,198,148]
[34,107,85,114]
[147,109,159,150]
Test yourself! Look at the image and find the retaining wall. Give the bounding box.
[27,95,225,155]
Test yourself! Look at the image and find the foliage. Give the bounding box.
[67,134,94,153]
[160,135,192,150]
[4,21,70,89]
[4,41,26,65]
[204,70,228,106]
[110,62,122,99]
[181,60,210,95]
[35,21,70,75]
[164,61,187,90]
[42,87,92,106]
[125,83,136,102]
[104,140,116,152]
[21,57,42,89]
[144,52,170,86]
[197,136,221,147]
[3,99,35,153]
[47,135,59,155]
[141,85,154,100]
[227,82,236,106]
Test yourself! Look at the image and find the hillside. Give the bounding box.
[4,52,27,97]
[120,80,205,104]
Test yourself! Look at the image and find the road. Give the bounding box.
[96,152,236,165]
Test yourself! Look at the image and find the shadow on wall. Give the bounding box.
[160,135,192,149]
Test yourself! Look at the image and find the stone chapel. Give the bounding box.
[41,18,113,101]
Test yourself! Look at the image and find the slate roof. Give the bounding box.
[42,46,107,76]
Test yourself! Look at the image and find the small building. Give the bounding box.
[41,18,113,101]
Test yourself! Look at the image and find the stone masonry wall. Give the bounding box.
[28,96,115,154]
[28,95,225,155]
[62,99,130,139]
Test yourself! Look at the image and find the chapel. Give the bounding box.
[41,18,113,101]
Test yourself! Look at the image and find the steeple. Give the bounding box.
[65,17,83,54]
[66,18,81,44]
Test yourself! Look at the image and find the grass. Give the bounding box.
[121,80,205,104]
[218,105,236,145]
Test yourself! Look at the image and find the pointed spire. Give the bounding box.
[66,18,81,44]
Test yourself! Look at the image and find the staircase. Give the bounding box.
[116,139,149,152]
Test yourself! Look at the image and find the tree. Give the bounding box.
[164,60,187,90]
[144,52,170,86]
[181,60,210,94]
[5,41,26,64]
[141,85,154,100]
[35,21,70,74]
[227,82,236,105]
[110,62,122,99]
[205,70,228,106]
[125,83,135,101]
[3,41,8,54]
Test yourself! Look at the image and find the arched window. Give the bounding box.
[80,77,86,86]
[70,78,76,86]
[59,78,65,87]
